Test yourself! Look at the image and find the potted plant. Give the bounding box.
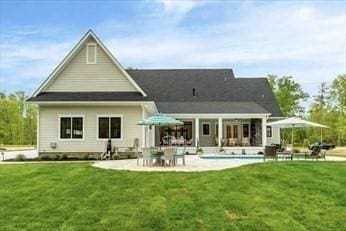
[219,139,225,154]
[196,139,203,155]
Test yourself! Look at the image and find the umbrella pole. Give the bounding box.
[320,128,323,144]
[291,126,294,149]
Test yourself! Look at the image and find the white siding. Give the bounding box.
[267,127,280,145]
[45,38,137,92]
[39,105,142,152]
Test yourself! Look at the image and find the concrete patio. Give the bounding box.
[92,154,346,172]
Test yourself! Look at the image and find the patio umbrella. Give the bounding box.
[137,113,184,148]
[267,117,328,148]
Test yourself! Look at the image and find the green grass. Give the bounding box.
[0,162,345,230]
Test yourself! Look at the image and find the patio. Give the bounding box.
[92,154,346,172]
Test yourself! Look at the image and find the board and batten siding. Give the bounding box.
[39,105,143,153]
[45,38,137,92]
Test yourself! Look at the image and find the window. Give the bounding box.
[243,124,249,138]
[267,126,272,137]
[202,123,210,136]
[98,116,122,139]
[86,43,97,64]
[60,116,83,139]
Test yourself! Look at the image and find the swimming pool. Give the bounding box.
[200,154,264,159]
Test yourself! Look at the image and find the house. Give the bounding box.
[27,30,283,157]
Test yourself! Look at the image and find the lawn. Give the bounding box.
[0,162,345,230]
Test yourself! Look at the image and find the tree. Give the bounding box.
[268,75,309,116]
[328,74,346,146]
[268,75,309,146]
[0,91,37,145]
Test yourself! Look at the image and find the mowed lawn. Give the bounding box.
[0,162,345,230]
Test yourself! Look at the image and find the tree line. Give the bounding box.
[0,91,37,145]
[269,74,345,146]
[0,74,345,146]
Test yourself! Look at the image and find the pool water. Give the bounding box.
[200,154,264,159]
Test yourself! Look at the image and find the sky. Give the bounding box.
[0,0,345,107]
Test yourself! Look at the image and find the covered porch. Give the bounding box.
[152,114,270,153]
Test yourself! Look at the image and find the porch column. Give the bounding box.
[262,117,267,147]
[218,118,223,147]
[195,118,199,147]
[151,127,155,147]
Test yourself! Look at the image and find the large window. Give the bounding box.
[98,116,122,139]
[60,116,83,139]
[266,126,272,137]
[202,123,210,136]
[86,43,97,64]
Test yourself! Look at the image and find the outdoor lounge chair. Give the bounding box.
[142,148,154,167]
[161,148,176,167]
[264,145,277,161]
[175,146,186,166]
[305,145,325,160]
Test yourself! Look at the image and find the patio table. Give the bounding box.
[152,151,164,166]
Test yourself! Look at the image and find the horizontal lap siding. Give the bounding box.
[39,106,142,152]
[45,38,137,92]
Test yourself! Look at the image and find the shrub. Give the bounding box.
[15,154,26,161]
[59,154,67,160]
[81,153,89,160]
[293,148,300,153]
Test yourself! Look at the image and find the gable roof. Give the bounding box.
[32,30,147,96]
[28,67,283,117]
[128,69,283,117]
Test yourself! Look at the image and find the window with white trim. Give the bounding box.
[60,117,83,139]
[202,123,210,136]
[98,117,122,139]
[86,44,97,64]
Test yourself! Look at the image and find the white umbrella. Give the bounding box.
[267,117,328,147]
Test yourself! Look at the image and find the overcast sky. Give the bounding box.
[0,0,345,107]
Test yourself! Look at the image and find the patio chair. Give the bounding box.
[162,137,169,146]
[305,145,325,160]
[170,137,177,146]
[228,138,236,146]
[186,138,193,146]
[161,148,176,167]
[175,146,186,166]
[142,148,154,167]
[177,136,185,146]
[264,145,277,161]
[242,138,250,146]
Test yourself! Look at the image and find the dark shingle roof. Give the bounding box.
[27,92,149,102]
[156,102,269,114]
[128,69,282,117]
[27,68,283,117]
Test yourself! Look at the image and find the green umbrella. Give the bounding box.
[138,113,183,126]
[138,113,183,149]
